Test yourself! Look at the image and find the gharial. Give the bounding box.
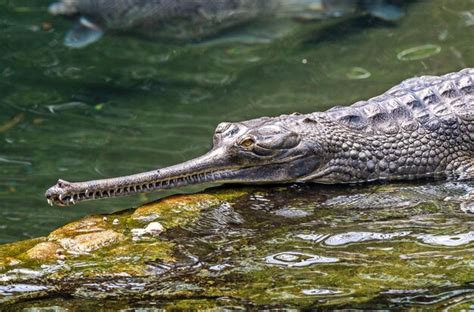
[46,68,474,206]
[48,0,405,48]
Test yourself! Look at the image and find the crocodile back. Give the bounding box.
[325,68,474,136]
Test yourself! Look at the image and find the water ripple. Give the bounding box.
[302,288,344,296]
[264,252,339,267]
[397,44,442,61]
[417,231,474,247]
[324,231,411,246]
[0,283,50,296]
[295,233,329,243]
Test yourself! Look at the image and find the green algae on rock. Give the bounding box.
[1,183,473,309]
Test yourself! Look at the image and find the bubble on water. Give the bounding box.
[346,67,371,80]
[324,231,411,246]
[302,288,343,296]
[417,231,474,247]
[397,44,441,61]
[265,252,338,267]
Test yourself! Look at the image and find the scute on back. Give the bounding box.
[325,68,474,135]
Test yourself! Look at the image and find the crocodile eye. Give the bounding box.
[239,137,255,149]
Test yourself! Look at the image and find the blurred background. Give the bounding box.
[0,0,473,243]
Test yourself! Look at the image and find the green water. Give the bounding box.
[0,0,473,246]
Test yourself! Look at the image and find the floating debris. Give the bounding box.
[397,44,442,61]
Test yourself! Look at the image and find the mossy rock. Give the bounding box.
[0,183,473,310]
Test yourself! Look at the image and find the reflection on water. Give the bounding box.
[0,284,50,296]
[417,231,474,247]
[323,231,411,246]
[1,182,473,309]
[265,251,339,267]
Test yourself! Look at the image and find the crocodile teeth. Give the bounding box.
[70,198,75,204]
[59,194,63,201]
[47,199,53,206]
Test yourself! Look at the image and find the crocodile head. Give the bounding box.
[45,119,323,206]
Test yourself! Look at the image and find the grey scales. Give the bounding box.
[46,68,474,206]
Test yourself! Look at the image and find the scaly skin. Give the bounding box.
[46,68,474,206]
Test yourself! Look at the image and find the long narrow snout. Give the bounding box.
[45,148,235,206]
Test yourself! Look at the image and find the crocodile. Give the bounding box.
[46,68,474,206]
[48,0,405,48]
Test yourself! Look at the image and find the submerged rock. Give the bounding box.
[0,182,473,309]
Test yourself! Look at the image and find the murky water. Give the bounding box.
[0,1,473,308]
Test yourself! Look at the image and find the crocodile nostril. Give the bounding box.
[215,122,232,134]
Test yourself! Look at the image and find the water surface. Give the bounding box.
[0,0,473,244]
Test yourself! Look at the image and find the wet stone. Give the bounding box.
[25,242,62,262]
[58,230,126,254]
[0,183,473,309]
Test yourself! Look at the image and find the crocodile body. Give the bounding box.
[45,68,474,206]
[299,68,474,183]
